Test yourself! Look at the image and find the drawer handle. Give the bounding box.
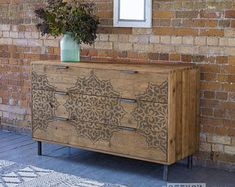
[121,70,138,74]
[56,65,69,70]
[120,98,137,104]
[53,116,69,121]
[119,126,136,132]
[55,91,68,96]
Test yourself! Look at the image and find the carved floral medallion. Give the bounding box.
[132,81,168,153]
[64,71,126,143]
[32,72,59,132]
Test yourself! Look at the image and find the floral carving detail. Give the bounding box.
[32,72,59,132]
[137,81,168,103]
[132,81,168,154]
[64,71,126,143]
[32,72,56,91]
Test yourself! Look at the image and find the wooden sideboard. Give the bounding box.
[31,60,200,180]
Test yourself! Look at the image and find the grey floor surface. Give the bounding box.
[0,130,234,187]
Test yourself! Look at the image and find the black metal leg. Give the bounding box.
[37,141,42,156]
[187,155,193,169]
[163,165,168,181]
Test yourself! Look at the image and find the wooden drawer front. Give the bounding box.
[32,74,59,133]
[32,64,168,100]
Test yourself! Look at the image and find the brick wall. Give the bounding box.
[0,0,234,170]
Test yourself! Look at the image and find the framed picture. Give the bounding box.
[113,0,152,28]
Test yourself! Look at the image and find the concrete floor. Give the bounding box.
[0,130,234,187]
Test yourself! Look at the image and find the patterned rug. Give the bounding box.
[0,160,127,187]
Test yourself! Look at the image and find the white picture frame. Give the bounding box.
[113,0,152,28]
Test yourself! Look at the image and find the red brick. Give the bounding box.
[200,29,224,37]
[231,20,235,28]
[200,11,222,18]
[216,92,228,100]
[216,56,228,64]
[153,11,175,19]
[225,10,235,18]
[204,91,215,99]
[169,54,181,61]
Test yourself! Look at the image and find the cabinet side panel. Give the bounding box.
[31,65,34,138]
[167,72,177,164]
[189,68,197,154]
[181,68,200,159]
[168,70,184,163]
[181,69,190,158]
[175,71,183,161]
[195,68,201,152]
[187,68,200,155]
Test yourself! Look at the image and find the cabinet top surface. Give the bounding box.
[32,60,197,73]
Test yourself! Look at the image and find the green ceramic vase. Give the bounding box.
[60,32,80,62]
